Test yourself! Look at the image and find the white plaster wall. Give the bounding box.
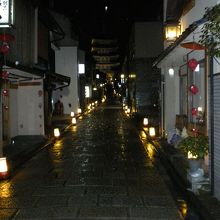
[9,88,18,138]
[17,81,44,135]
[181,0,217,32]
[164,67,180,134]
[55,46,79,114]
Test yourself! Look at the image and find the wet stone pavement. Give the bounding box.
[0,104,182,219]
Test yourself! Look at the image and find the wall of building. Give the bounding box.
[6,0,36,66]
[181,0,216,34]
[134,58,160,116]
[134,22,163,58]
[17,82,44,135]
[9,87,18,138]
[54,46,79,114]
[164,67,180,135]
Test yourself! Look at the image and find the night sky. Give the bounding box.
[53,0,163,56]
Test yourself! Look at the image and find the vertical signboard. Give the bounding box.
[0,0,14,28]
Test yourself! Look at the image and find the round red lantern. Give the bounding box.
[0,34,15,42]
[3,89,8,96]
[188,58,198,71]
[1,43,9,55]
[190,84,199,94]
[191,107,197,116]
[1,71,9,79]
[191,128,199,136]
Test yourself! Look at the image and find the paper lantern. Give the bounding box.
[143,118,149,126]
[77,108,82,114]
[0,157,9,179]
[1,43,9,55]
[188,58,198,71]
[190,84,199,94]
[71,117,76,125]
[149,127,156,137]
[70,111,75,117]
[3,89,8,96]
[191,108,198,116]
[0,34,15,42]
[54,128,60,138]
[2,71,9,79]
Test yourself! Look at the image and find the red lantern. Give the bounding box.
[190,84,199,94]
[188,58,198,71]
[1,43,9,55]
[0,34,15,42]
[2,71,9,79]
[191,107,197,116]
[191,128,199,136]
[3,89,8,96]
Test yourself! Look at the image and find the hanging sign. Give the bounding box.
[0,0,14,28]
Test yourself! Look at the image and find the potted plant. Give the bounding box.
[177,134,209,173]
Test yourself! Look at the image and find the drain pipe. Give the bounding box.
[209,54,214,195]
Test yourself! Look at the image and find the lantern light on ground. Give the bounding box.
[72,117,76,125]
[54,128,60,138]
[149,127,156,137]
[0,157,9,179]
[70,111,75,117]
[143,118,149,126]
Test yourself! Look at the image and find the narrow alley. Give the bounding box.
[0,103,182,219]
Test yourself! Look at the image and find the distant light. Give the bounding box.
[70,112,75,117]
[149,127,156,137]
[54,128,60,138]
[72,117,77,125]
[78,64,85,74]
[96,74,100,79]
[105,5,108,12]
[77,108,82,114]
[85,86,90,98]
[143,118,149,126]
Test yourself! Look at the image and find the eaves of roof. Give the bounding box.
[153,17,207,67]
[4,61,71,86]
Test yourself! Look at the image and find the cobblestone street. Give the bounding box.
[0,104,182,219]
